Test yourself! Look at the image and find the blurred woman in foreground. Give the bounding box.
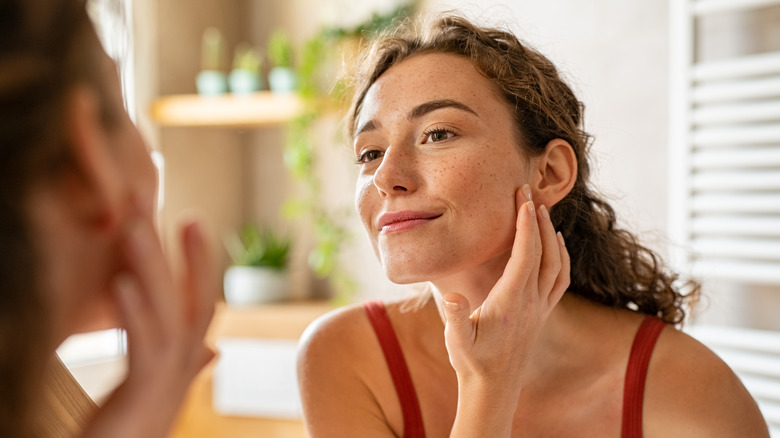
[0,0,216,436]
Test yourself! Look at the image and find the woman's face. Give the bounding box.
[74,50,158,330]
[48,49,157,336]
[354,53,529,284]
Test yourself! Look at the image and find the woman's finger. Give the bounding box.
[535,204,562,298]
[122,217,181,335]
[180,219,217,338]
[493,186,541,308]
[114,274,155,371]
[549,232,570,306]
[441,292,475,371]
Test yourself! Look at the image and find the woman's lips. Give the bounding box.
[377,210,443,234]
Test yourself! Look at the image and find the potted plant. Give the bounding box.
[229,42,263,95]
[196,27,228,96]
[223,223,291,307]
[266,30,297,93]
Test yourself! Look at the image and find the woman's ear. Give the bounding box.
[62,85,123,231]
[530,138,578,208]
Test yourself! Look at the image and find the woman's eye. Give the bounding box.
[356,149,382,164]
[423,128,455,143]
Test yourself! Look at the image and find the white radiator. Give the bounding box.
[669,0,780,284]
[688,324,780,436]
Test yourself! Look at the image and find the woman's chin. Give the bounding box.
[383,263,440,285]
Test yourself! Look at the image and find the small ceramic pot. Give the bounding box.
[268,67,297,93]
[223,266,288,307]
[196,70,228,96]
[229,69,262,95]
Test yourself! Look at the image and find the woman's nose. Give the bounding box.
[372,146,418,196]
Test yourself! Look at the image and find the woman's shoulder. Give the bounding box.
[298,301,374,364]
[298,296,431,357]
[297,297,427,437]
[645,323,770,437]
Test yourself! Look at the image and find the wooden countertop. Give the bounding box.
[169,301,333,438]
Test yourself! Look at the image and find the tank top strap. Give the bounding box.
[621,315,666,438]
[363,300,426,438]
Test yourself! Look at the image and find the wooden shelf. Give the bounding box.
[150,91,303,128]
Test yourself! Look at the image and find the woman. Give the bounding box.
[297,14,770,437]
[0,0,216,436]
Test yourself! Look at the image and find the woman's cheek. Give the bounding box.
[355,174,375,232]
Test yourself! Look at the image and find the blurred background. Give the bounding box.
[58,0,780,436]
[137,0,780,329]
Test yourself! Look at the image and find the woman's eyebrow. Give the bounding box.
[408,99,478,120]
[354,99,478,138]
[355,119,379,138]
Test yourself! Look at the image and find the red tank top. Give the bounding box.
[363,301,665,438]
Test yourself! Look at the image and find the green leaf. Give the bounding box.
[267,30,294,68]
[281,198,309,219]
[227,223,291,269]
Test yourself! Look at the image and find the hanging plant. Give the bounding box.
[280,3,418,304]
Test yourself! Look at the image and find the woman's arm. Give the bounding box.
[441,187,570,437]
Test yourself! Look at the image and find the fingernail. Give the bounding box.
[522,184,533,202]
[443,300,459,311]
[540,204,550,221]
[184,220,202,248]
[526,200,535,216]
[557,231,566,247]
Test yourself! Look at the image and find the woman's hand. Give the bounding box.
[81,204,217,438]
[441,185,570,436]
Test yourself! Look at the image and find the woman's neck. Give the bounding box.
[428,250,511,313]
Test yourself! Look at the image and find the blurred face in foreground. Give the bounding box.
[30,47,157,339]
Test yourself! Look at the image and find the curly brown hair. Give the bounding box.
[347,14,699,325]
[0,0,113,435]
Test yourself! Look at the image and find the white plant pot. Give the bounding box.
[228,69,262,95]
[196,70,228,96]
[268,67,297,93]
[223,266,288,307]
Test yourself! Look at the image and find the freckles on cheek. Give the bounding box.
[446,160,490,196]
[355,176,374,228]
